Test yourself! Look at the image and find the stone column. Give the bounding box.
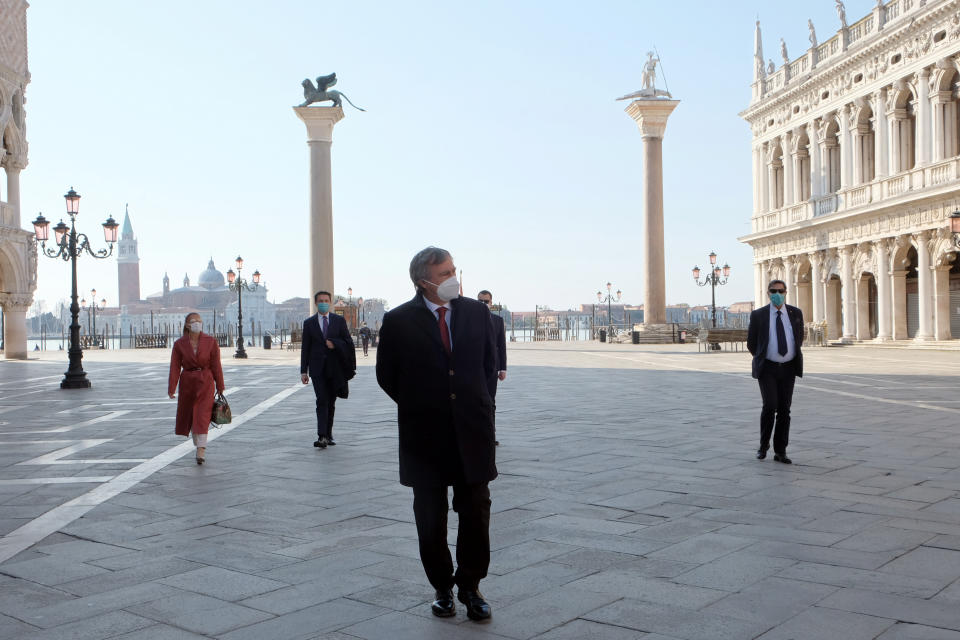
[914,230,934,340]
[934,262,953,340]
[808,251,823,323]
[754,261,765,308]
[783,256,796,306]
[5,166,21,227]
[759,142,770,212]
[873,90,888,178]
[753,145,762,214]
[891,234,909,340]
[875,238,892,340]
[294,106,345,311]
[808,122,823,197]
[767,151,778,210]
[840,245,856,342]
[625,98,680,326]
[916,68,931,166]
[0,293,31,360]
[782,133,794,206]
[839,105,852,189]
[855,275,871,340]
[888,107,903,174]
[932,89,957,160]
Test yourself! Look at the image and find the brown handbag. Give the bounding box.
[211,392,232,426]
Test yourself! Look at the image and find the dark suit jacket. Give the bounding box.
[747,303,804,379]
[491,313,507,372]
[376,294,497,487]
[301,313,355,386]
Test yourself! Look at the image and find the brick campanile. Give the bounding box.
[117,205,141,305]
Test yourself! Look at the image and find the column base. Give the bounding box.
[873,335,894,343]
[839,336,856,344]
[913,334,936,342]
[61,374,92,389]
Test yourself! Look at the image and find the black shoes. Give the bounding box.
[313,437,327,449]
[431,589,455,617]
[327,437,336,446]
[756,448,767,460]
[773,453,792,464]
[458,589,492,621]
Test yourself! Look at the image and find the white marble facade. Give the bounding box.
[0,0,35,358]
[742,0,960,341]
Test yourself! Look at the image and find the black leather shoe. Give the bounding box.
[314,438,327,449]
[326,437,336,446]
[773,453,792,464]
[756,449,767,459]
[431,589,455,617]
[458,589,491,621]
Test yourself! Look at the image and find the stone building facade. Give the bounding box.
[117,207,140,305]
[0,0,35,358]
[741,0,960,341]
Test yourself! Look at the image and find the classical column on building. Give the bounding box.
[782,132,794,206]
[3,161,23,227]
[625,97,680,326]
[931,66,957,161]
[753,144,763,214]
[891,235,910,339]
[754,260,765,308]
[783,255,797,306]
[766,144,779,210]
[933,229,955,340]
[913,230,934,340]
[294,105,345,311]
[915,68,932,166]
[854,245,873,340]
[851,102,865,186]
[808,250,824,323]
[839,104,853,190]
[0,293,32,359]
[807,121,823,197]
[887,87,904,175]
[874,238,893,341]
[872,89,889,178]
[759,142,771,212]
[791,128,807,202]
[839,245,857,342]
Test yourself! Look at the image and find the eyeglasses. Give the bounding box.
[479,299,491,305]
[768,289,786,294]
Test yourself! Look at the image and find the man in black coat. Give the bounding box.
[376,247,497,622]
[747,279,804,464]
[477,290,506,446]
[301,291,355,448]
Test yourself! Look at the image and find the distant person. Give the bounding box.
[168,312,225,465]
[477,290,507,446]
[301,291,356,448]
[358,322,372,356]
[747,279,804,464]
[377,246,497,622]
[33,344,39,351]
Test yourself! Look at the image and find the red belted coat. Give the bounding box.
[168,333,225,436]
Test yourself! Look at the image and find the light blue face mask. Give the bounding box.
[317,302,330,314]
[769,293,785,307]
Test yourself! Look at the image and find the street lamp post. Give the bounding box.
[81,290,106,344]
[596,282,622,340]
[31,189,119,388]
[226,256,261,359]
[692,251,731,328]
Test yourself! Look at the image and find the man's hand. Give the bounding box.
[498,371,507,381]
[168,393,175,399]
[326,339,334,349]
[301,373,309,384]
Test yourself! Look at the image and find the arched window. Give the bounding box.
[857,105,875,183]
[825,119,841,193]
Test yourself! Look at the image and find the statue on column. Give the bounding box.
[780,38,789,65]
[616,51,672,100]
[836,0,847,29]
[808,20,817,48]
[298,72,366,111]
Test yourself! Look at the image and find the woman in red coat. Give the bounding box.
[168,312,225,464]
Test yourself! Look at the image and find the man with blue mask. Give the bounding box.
[747,279,805,464]
[301,290,355,448]
[376,246,497,622]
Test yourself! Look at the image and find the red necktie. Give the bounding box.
[437,307,451,355]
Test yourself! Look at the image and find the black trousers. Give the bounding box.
[412,482,491,592]
[311,377,336,439]
[361,339,369,356]
[758,359,796,454]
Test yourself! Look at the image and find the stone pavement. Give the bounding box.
[0,343,959,639]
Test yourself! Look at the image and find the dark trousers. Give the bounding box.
[311,377,336,439]
[758,359,796,454]
[361,339,369,356]
[412,482,491,592]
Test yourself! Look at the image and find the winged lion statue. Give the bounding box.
[298,73,365,111]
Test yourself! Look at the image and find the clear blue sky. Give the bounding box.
[22,1,878,315]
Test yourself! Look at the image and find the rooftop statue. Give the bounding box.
[616,51,672,101]
[808,19,817,48]
[836,0,847,29]
[780,38,789,64]
[298,72,366,111]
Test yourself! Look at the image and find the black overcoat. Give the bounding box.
[746,303,805,379]
[376,294,498,487]
[301,312,356,397]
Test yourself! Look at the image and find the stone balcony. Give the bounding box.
[751,156,960,233]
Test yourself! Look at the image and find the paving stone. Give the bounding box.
[240,573,388,615]
[532,619,648,639]
[748,539,895,570]
[0,554,108,586]
[480,586,620,640]
[22,583,179,629]
[0,576,75,616]
[341,610,513,640]
[127,591,274,635]
[490,540,579,575]
[671,550,794,591]
[777,561,948,597]
[646,533,754,564]
[569,570,727,608]
[157,565,288,601]
[754,606,894,639]
[875,623,960,639]
[833,526,937,553]
[218,597,389,640]
[702,576,836,625]
[108,624,210,639]
[819,587,960,631]
[583,597,769,640]
[56,558,201,596]
[0,612,37,638]
[879,545,960,582]
[16,610,155,640]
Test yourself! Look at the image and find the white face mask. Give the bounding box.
[425,276,460,302]
[189,321,202,333]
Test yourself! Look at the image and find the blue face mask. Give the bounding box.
[317,302,330,314]
[769,293,785,307]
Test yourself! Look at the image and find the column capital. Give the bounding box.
[807,250,824,267]
[839,244,854,256]
[624,99,680,139]
[293,106,345,143]
[0,292,33,311]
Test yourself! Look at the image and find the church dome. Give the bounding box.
[197,258,225,289]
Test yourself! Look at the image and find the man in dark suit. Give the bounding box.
[301,291,354,448]
[477,290,506,446]
[747,279,804,464]
[376,247,497,622]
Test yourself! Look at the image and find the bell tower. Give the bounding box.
[117,204,141,304]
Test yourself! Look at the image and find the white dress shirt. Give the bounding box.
[317,312,330,337]
[766,304,796,363]
[423,298,453,351]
